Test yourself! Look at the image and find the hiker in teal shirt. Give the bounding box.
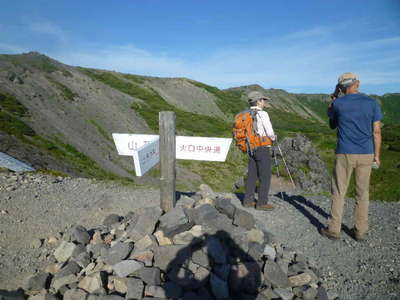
[321,72,382,241]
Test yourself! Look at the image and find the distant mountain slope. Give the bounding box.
[374,93,400,125]
[226,84,327,123]
[227,85,400,126]
[0,52,151,181]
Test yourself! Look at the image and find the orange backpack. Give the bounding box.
[233,109,272,155]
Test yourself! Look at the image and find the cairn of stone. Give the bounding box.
[19,184,329,300]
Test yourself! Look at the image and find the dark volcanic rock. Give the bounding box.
[233,208,256,230]
[103,214,121,226]
[263,260,290,288]
[126,278,145,300]
[126,207,162,241]
[167,266,195,288]
[192,249,210,269]
[55,261,81,278]
[138,267,161,286]
[104,242,134,265]
[186,204,235,233]
[23,272,50,291]
[277,135,330,192]
[153,245,191,271]
[113,260,144,277]
[72,225,90,244]
[215,197,236,219]
[229,262,262,294]
[159,207,192,237]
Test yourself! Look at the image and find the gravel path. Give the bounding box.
[0,171,159,290]
[228,188,400,300]
[0,171,399,299]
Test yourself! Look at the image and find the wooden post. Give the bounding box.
[159,111,176,212]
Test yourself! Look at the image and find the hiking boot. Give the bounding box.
[243,201,256,208]
[256,204,274,211]
[351,228,366,241]
[320,228,340,240]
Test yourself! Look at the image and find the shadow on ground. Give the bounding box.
[276,192,352,236]
[162,230,263,300]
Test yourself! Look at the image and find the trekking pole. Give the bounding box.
[277,144,296,188]
[273,146,284,200]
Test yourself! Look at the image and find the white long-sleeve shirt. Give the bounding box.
[250,106,275,141]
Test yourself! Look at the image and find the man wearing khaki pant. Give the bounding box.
[321,72,382,241]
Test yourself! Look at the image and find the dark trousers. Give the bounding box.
[244,147,272,205]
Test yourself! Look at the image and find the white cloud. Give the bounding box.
[29,21,67,43]
[51,34,400,93]
[1,21,399,93]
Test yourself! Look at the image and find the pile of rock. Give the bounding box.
[276,135,330,193]
[18,184,328,300]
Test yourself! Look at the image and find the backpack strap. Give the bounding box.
[250,109,259,136]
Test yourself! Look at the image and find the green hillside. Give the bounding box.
[295,94,330,123]
[376,93,400,125]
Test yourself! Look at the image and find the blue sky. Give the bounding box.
[1,0,399,94]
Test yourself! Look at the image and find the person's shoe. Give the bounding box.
[351,228,366,241]
[243,201,256,208]
[320,228,340,240]
[256,204,274,211]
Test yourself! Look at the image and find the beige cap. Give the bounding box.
[338,72,358,87]
[247,91,270,103]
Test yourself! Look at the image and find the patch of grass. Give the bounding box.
[34,169,69,177]
[0,92,35,137]
[376,93,400,125]
[123,73,146,84]
[0,112,35,137]
[190,81,247,116]
[83,70,231,137]
[61,69,73,78]
[383,124,400,152]
[295,94,329,123]
[48,78,78,101]
[27,135,125,181]
[89,120,113,142]
[2,53,59,73]
[0,91,30,117]
[178,146,247,192]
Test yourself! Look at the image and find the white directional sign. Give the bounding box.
[113,134,231,162]
[113,133,232,176]
[112,133,158,155]
[132,138,160,176]
[176,136,232,162]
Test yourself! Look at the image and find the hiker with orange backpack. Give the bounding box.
[233,91,276,211]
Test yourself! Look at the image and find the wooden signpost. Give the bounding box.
[159,112,176,212]
[113,111,232,211]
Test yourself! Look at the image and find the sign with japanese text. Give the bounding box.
[175,136,232,162]
[113,133,232,176]
[113,134,232,162]
[113,133,158,156]
[132,137,160,176]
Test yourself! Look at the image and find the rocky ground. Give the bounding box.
[0,170,399,299]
